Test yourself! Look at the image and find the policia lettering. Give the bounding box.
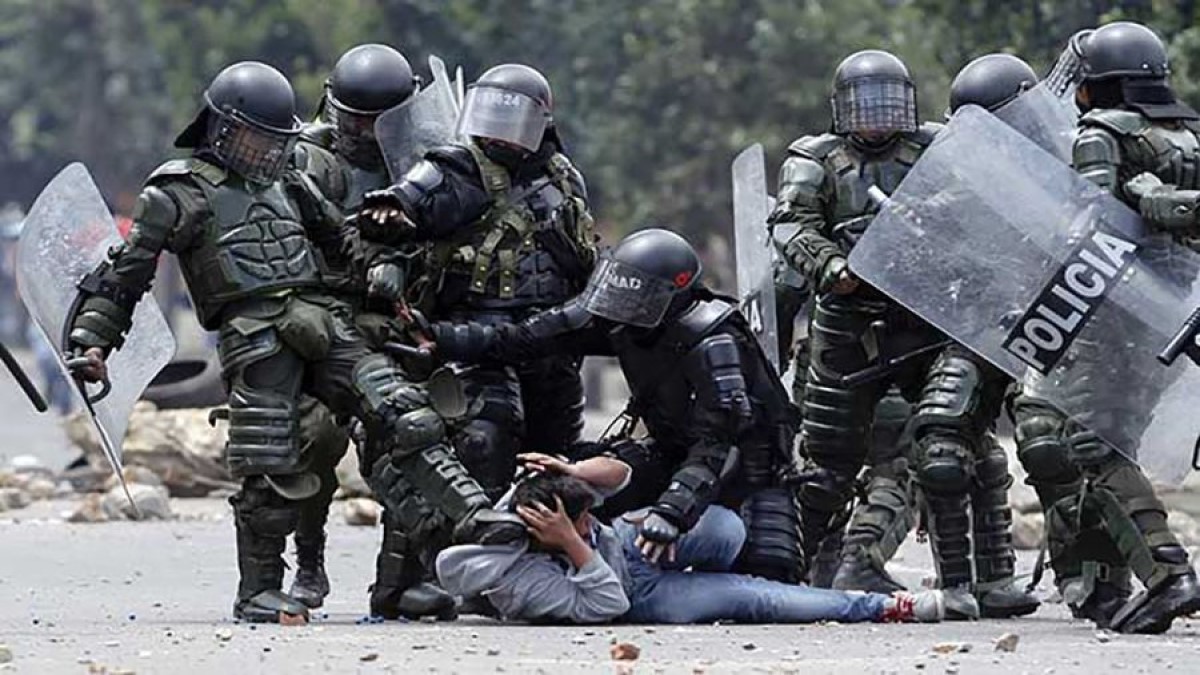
[1004,230,1138,373]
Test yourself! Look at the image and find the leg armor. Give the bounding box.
[797,293,887,560]
[221,340,305,479]
[1084,456,1200,634]
[911,349,981,595]
[364,457,456,620]
[972,432,1040,618]
[290,397,350,609]
[229,477,308,623]
[832,388,914,593]
[518,354,585,456]
[738,487,804,584]
[352,354,522,545]
[455,364,524,500]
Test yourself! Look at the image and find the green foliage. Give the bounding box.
[3,0,1200,245]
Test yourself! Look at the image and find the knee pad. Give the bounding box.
[911,351,982,439]
[393,407,447,455]
[916,434,972,494]
[797,466,855,513]
[226,385,301,478]
[1014,408,1078,484]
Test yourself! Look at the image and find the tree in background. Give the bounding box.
[2,0,1198,283]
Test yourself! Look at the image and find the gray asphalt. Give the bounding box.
[3,354,1200,674]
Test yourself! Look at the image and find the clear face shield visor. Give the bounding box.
[579,258,678,328]
[456,85,550,152]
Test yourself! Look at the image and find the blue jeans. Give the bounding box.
[616,506,888,624]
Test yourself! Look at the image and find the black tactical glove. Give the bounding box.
[636,511,681,564]
[354,188,417,244]
[366,262,406,302]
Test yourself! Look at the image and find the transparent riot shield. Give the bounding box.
[375,55,461,181]
[993,82,1078,162]
[848,106,1200,485]
[732,144,781,371]
[16,163,176,478]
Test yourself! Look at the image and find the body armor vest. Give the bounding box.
[152,159,320,328]
[434,142,595,314]
[1086,110,1200,251]
[791,125,938,252]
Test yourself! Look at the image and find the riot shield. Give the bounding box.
[992,83,1078,162]
[847,106,1200,485]
[732,144,781,371]
[17,163,176,481]
[376,55,461,181]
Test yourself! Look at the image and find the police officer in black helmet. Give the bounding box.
[428,228,806,583]
[66,60,524,624]
[355,64,598,505]
[285,44,466,619]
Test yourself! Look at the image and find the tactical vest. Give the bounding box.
[789,124,940,244]
[149,159,321,328]
[293,133,391,298]
[1083,110,1200,191]
[1083,109,1200,251]
[431,142,596,313]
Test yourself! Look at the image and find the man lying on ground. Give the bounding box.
[436,453,945,624]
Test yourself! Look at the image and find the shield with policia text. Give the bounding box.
[17,163,176,502]
[847,105,1200,485]
[732,144,781,371]
[375,55,461,181]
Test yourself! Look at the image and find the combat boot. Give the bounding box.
[1112,566,1200,634]
[369,524,457,621]
[231,487,309,624]
[1062,566,1132,629]
[831,551,906,594]
[290,532,330,609]
[976,578,1040,618]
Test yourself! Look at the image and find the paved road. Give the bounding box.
[2,497,1199,675]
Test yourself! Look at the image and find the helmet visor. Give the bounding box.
[832,77,918,135]
[1045,42,1085,102]
[212,113,298,185]
[456,85,549,152]
[579,258,677,328]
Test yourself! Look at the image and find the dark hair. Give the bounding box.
[511,473,594,521]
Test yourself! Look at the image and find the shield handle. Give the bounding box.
[63,355,113,403]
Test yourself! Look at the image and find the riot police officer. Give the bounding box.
[65,61,522,624]
[1047,22,1200,633]
[288,44,459,620]
[356,64,597,500]
[431,228,805,582]
[777,50,1036,618]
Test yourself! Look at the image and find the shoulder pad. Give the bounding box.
[428,144,481,179]
[1080,109,1150,137]
[910,122,943,147]
[147,158,226,187]
[787,133,843,161]
[299,123,336,149]
[668,298,737,350]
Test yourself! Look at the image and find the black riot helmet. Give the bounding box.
[1080,22,1168,82]
[579,228,702,329]
[1076,22,1195,119]
[948,54,1038,115]
[830,50,918,140]
[458,64,554,153]
[175,61,303,185]
[323,44,417,168]
[1044,29,1093,100]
